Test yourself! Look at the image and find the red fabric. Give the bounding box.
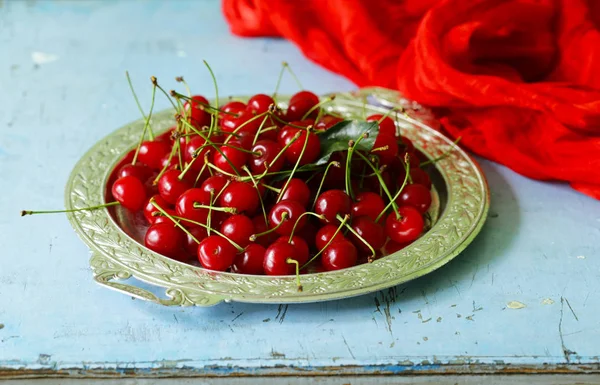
[223,0,600,199]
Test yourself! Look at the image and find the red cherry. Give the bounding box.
[398,167,432,190]
[283,129,320,165]
[372,133,399,165]
[143,194,171,224]
[363,170,394,195]
[118,163,153,183]
[222,101,246,116]
[383,240,412,255]
[219,181,259,214]
[276,236,309,265]
[112,176,147,211]
[263,242,298,275]
[220,214,254,248]
[350,216,386,254]
[396,184,432,214]
[296,220,318,249]
[315,224,346,251]
[252,215,278,247]
[322,241,358,271]
[138,140,171,170]
[234,130,255,150]
[152,208,177,225]
[314,189,351,223]
[197,235,236,271]
[200,175,229,199]
[158,169,192,204]
[183,226,208,257]
[367,114,396,137]
[247,94,275,115]
[212,141,248,175]
[290,90,319,106]
[250,140,285,174]
[155,127,176,143]
[184,95,211,128]
[352,192,386,222]
[315,115,343,131]
[399,150,420,169]
[222,110,262,135]
[183,136,209,171]
[268,200,306,235]
[286,97,318,121]
[385,207,424,243]
[398,137,415,153]
[277,120,314,146]
[279,179,311,208]
[175,188,210,223]
[232,243,265,274]
[145,222,185,259]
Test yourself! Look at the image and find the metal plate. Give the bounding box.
[64,87,489,306]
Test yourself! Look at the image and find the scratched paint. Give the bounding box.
[507,301,526,309]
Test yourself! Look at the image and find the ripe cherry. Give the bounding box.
[286,97,318,121]
[183,136,209,172]
[184,95,211,128]
[276,236,309,265]
[200,175,229,198]
[350,216,386,254]
[278,179,311,208]
[145,222,185,259]
[213,141,248,174]
[197,235,237,271]
[315,224,346,251]
[399,150,420,168]
[314,189,351,223]
[220,214,254,247]
[383,240,412,255]
[372,133,398,165]
[296,220,318,249]
[314,115,343,131]
[385,206,424,243]
[252,215,278,247]
[263,242,298,275]
[268,200,306,235]
[398,137,415,153]
[152,208,178,225]
[219,181,259,214]
[277,120,313,145]
[118,163,153,183]
[158,169,192,204]
[144,194,171,224]
[250,140,285,174]
[222,101,246,116]
[351,192,385,222]
[290,90,319,106]
[283,128,320,165]
[247,94,275,114]
[321,241,358,271]
[398,167,432,190]
[175,188,210,223]
[183,226,208,257]
[367,114,396,137]
[138,140,171,170]
[222,109,262,135]
[111,176,147,211]
[232,243,265,275]
[396,184,432,214]
[155,127,176,143]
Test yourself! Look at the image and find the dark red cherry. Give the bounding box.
[290,90,319,106]
[138,140,171,170]
[247,94,275,115]
[219,181,259,214]
[277,120,314,146]
[183,226,208,257]
[279,179,311,208]
[385,206,424,243]
[263,242,298,275]
[118,163,153,183]
[396,184,432,214]
[314,189,351,223]
[296,220,318,249]
[350,216,386,254]
[372,133,398,165]
[315,224,346,251]
[158,169,192,204]
[220,214,254,248]
[197,235,236,271]
[234,130,255,150]
[222,109,262,135]
[143,194,171,224]
[398,137,415,153]
[222,101,246,116]
[145,222,185,259]
[184,95,211,128]
[232,243,265,275]
[152,208,177,225]
[111,176,147,211]
[383,240,412,255]
[314,115,343,131]
[250,140,285,174]
[322,241,358,271]
[397,167,432,190]
[399,150,420,169]
[352,192,386,222]
[286,97,318,121]
[268,200,306,235]
[367,114,396,137]
[183,136,209,172]
[212,141,248,175]
[283,128,320,165]
[276,236,309,265]
[200,175,229,199]
[175,188,210,223]
[155,126,176,143]
[251,215,278,247]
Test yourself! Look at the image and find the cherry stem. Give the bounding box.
[149,199,201,244]
[376,155,411,222]
[192,203,236,213]
[268,131,301,170]
[153,142,179,184]
[21,201,119,216]
[223,111,270,145]
[268,112,314,130]
[237,163,322,182]
[288,212,325,242]
[205,159,238,179]
[277,126,311,203]
[206,190,214,236]
[301,214,350,269]
[272,61,287,99]
[355,151,399,217]
[131,84,157,165]
[241,165,269,225]
[286,258,303,292]
[346,133,368,200]
[169,214,243,252]
[125,71,155,140]
[252,126,278,146]
[336,213,376,259]
[311,161,341,210]
[251,116,272,146]
[154,79,180,114]
[171,91,233,116]
[176,76,192,97]
[284,62,304,90]
[301,95,335,121]
[249,212,289,242]
[203,60,219,136]
[419,136,462,167]
[178,153,199,180]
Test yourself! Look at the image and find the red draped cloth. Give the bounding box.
[223,0,600,199]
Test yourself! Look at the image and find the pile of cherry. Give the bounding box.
[108,90,433,280]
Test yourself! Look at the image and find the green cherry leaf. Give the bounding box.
[314,120,379,165]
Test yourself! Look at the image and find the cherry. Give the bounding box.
[398,167,432,190]
[219,181,259,214]
[252,215,278,247]
[111,176,147,211]
[371,133,398,165]
[383,240,412,255]
[276,236,309,265]
[321,241,358,271]
[184,95,211,128]
[278,179,311,208]
[250,140,285,174]
[232,243,265,274]
[277,120,314,146]
[286,97,318,121]
[197,235,236,271]
[385,206,424,243]
[118,163,153,183]
[296,220,318,249]
[398,137,415,153]
[263,242,298,275]
[222,109,262,135]
[396,184,432,214]
[155,127,176,143]
[212,141,248,174]
[144,194,171,224]
[158,169,192,204]
[175,188,210,223]
[151,209,177,225]
[234,130,255,150]
[315,115,343,131]
[352,192,385,222]
[350,216,386,254]
[145,222,185,259]
[290,90,319,106]
[183,136,209,172]
[247,94,275,115]
[268,200,306,235]
[160,153,179,171]
[222,101,246,116]
[314,189,351,223]
[367,114,396,137]
[138,140,171,170]
[183,226,208,257]
[220,214,254,247]
[283,128,320,165]
[399,150,420,168]
[315,224,346,251]
[200,175,229,198]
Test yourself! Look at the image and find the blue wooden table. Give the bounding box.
[2,1,600,381]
